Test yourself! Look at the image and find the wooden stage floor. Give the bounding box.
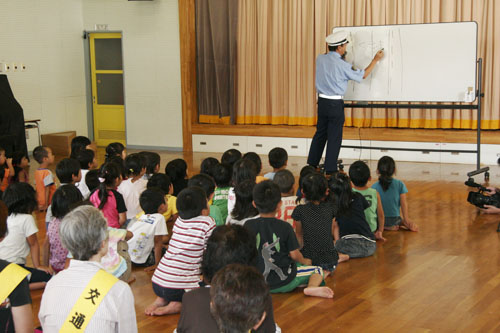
[27,150,500,332]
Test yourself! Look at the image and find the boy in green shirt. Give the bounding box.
[349,161,385,241]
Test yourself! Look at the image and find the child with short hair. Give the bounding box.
[44,184,83,273]
[0,183,52,289]
[33,145,56,211]
[210,264,270,333]
[212,163,232,223]
[165,158,189,196]
[146,173,178,223]
[349,160,385,240]
[329,173,376,259]
[221,148,242,170]
[200,157,219,179]
[85,169,100,193]
[69,135,92,159]
[243,152,267,183]
[264,147,288,180]
[118,153,147,221]
[292,172,344,271]
[147,186,215,316]
[9,151,29,184]
[89,162,127,228]
[372,156,418,232]
[226,180,259,225]
[139,151,161,180]
[127,188,169,271]
[273,169,297,228]
[245,180,334,298]
[227,158,258,220]
[74,148,97,199]
[55,158,81,185]
[188,173,224,226]
[296,165,317,202]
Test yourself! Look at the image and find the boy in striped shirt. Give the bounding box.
[145,186,215,316]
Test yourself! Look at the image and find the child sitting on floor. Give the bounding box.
[349,160,386,240]
[263,147,288,180]
[146,186,215,316]
[9,151,29,184]
[75,148,97,199]
[127,188,169,271]
[292,172,345,272]
[329,173,376,260]
[0,183,52,289]
[372,156,418,232]
[188,173,224,226]
[212,163,232,223]
[244,180,333,298]
[0,146,13,193]
[118,153,147,222]
[273,169,297,228]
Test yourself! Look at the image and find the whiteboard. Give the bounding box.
[334,22,477,102]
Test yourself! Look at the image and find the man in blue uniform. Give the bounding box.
[307,31,384,174]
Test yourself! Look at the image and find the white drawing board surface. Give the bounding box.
[334,22,477,102]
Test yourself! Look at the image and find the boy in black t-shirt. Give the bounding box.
[244,181,334,298]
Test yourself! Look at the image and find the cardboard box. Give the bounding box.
[41,131,76,157]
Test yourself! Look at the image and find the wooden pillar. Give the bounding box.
[178,0,197,152]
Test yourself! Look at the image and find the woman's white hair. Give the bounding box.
[59,205,108,261]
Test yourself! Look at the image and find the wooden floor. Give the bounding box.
[27,150,500,332]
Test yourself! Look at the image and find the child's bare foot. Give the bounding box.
[304,286,334,298]
[384,225,399,231]
[145,297,167,316]
[400,220,418,232]
[338,253,349,263]
[152,301,182,315]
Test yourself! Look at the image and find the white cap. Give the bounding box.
[326,31,348,46]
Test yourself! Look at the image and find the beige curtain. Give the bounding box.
[236,0,500,129]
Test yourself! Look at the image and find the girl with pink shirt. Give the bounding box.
[90,162,127,228]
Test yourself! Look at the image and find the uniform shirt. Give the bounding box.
[372,178,408,218]
[291,202,338,266]
[315,51,364,96]
[0,260,32,333]
[275,196,297,228]
[352,188,379,232]
[0,214,38,264]
[152,215,215,290]
[117,178,147,220]
[335,193,375,240]
[127,213,168,264]
[39,260,137,333]
[244,217,299,290]
[35,168,56,208]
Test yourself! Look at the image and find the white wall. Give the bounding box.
[82,0,183,149]
[0,0,87,149]
[1,0,183,150]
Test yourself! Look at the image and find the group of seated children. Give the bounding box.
[0,139,419,332]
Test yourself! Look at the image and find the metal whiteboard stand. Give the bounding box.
[343,58,485,178]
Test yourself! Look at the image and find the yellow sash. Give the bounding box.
[0,263,29,304]
[60,269,118,332]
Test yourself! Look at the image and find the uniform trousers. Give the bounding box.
[307,97,344,173]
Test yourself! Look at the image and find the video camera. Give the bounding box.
[465,167,500,208]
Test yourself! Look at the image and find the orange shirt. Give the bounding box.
[34,169,56,207]
[0,168,9,192]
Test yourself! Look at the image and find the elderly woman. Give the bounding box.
[39,205,137,332]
